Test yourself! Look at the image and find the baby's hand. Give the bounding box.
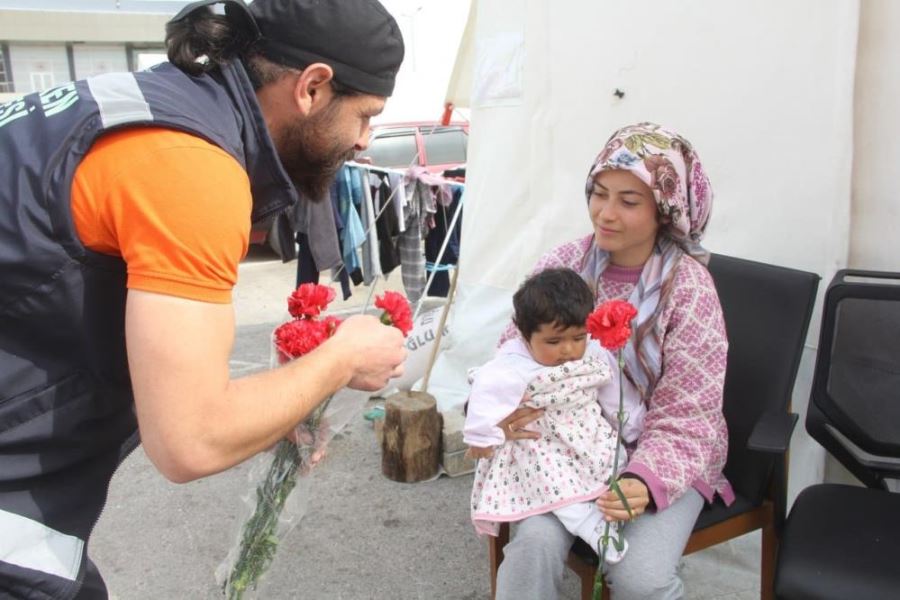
[465,446,495,460]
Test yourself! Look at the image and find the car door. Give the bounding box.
[419,126,467,173]
[362,127,422,169]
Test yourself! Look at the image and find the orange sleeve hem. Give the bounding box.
[129,274,233,304]
[72,127,251,305]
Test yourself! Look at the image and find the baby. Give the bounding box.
[464,268,638,561]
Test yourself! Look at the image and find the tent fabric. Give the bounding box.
[431,0,863,501]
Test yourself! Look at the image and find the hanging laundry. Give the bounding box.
[425,185,464,297]
[360,169,383,285]
[290,186,342,272]
[399,166,460,300]
[388,172,407,233]
[336,166,366,276]
[286,160,465,307]
[399,174,427,304]
[328,180,353,299]
[371,171,402,275]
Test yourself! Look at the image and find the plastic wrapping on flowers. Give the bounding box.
[215,336,371,599]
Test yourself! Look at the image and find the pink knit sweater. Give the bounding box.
[503,235,734,510]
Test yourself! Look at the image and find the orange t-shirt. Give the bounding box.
[71,127,252,303]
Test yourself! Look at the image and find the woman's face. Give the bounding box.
[588,169,661,267]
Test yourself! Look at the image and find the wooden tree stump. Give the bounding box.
[381,391,443,483]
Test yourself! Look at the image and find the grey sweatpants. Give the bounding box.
[495,488,704,600]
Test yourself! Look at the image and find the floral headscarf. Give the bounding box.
[579,122,714,400]
[585,122,713,264]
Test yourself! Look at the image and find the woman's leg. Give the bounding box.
[604,488,704,600]
[496,512,573,600]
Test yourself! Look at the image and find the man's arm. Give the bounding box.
[126,290,404,483]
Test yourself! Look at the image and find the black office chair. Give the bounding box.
[774,269,900,600]
[489,254,820,600]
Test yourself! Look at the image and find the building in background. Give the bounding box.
[0,0,472,122]
[0,1,190,101]
[0,0,471,257]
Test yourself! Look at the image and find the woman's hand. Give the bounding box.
[465,446,495,460]
[596,477,651,522]
[463,406,543,460]
[497,406,544,441]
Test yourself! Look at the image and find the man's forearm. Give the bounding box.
[136,338,354,482]
[126,291,351,482]
[126,291,405,483]
[211,341,353,472]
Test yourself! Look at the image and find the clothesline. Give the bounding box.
[335,161,465,257]
[344,160,466,188]
[329,164,414,280]
[322,161,465,315]
[358,162,466,320]
[305,119,468,310]
[344,160,405,177]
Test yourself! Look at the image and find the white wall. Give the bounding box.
[9,43,69,93]
[816,0,900,488]
[1,1,470,118]
[850,0,900,272]
[0,9,172,43]
[72,44,128,79]
[433,0,863,501]
[135,51,168,71]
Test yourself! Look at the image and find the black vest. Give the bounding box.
[0,60,296,598]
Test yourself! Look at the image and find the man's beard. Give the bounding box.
[274,100,357,201]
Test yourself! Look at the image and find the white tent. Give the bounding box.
[427,0,900,502]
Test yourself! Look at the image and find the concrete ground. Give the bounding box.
[89,247,762,599]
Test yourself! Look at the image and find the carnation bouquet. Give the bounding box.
[585,299,638,600]
[218,284,411,599]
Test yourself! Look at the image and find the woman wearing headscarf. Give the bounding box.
[491,123,733,599]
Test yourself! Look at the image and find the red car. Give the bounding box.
[358,120,468,174]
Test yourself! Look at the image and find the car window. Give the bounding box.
[364,129,419,167]
[422,128,467,165]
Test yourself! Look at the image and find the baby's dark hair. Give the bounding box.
[512,268,594,340]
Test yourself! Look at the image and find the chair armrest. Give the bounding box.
[824,424,900,476]
[747,412,798,453]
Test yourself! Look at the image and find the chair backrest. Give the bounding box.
[806,270,900,487]
[707,254,819,504]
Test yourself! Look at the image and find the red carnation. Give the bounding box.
[586,300,638,350]
[274,319,331,360]
[287,283,336,319]
[375,291,413,336]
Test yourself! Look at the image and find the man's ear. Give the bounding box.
[292,63,336,116]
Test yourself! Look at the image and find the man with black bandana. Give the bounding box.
[0,1,406,597]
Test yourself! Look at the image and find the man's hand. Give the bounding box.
[327,314,407,391]
[289,424,329,474]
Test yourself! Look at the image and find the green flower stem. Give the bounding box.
[223,399,331,599]
[593,350,632,600]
